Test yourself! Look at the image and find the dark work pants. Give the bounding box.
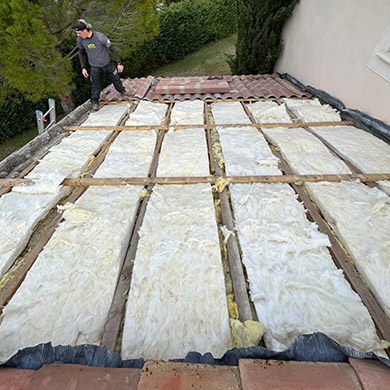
[90,62,125,104]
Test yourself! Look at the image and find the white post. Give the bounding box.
[36,110,44,135]
[48,98,56,126]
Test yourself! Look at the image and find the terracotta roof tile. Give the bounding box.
[100,73,311,102]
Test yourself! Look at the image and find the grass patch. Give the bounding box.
[154,34,236,77]
[0,127,38,162]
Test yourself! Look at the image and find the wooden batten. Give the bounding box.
[64,121,355,132]
[60,173,390,188]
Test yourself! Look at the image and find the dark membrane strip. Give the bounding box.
[2,332,389,370]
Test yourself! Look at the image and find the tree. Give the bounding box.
[0,0,158,113]
[229,0,299,75]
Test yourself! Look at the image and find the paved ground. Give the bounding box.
[1,358,389,389]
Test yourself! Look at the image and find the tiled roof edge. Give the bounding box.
[280,73,390,145]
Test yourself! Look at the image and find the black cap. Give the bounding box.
[74,20,88,31]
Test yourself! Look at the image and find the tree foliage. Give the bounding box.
[229,0,299,75]
[0,0,72,102]
[125,0,237,77]
[0,0,159,113]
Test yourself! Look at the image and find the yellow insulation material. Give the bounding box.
[379,339,390,349]
[81,155,95,177]
[139,189,149,199]
[227,294,239,320]
[230,319,265,348]
[214,177,231,193]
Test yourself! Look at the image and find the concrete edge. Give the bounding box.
[0,100,92,179]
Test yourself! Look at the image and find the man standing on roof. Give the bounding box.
[74,19,131,111]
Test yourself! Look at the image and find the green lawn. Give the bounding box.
[0,127,38,162]
[154,34,236,77]
[0,34,237,162]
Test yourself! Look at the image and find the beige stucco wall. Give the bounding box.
[275,0,390,125]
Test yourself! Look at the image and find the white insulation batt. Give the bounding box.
[0,186,140,362]
[81,104,129,127]
[229,183,382,353]
[158,100,209,176]
[217,127,280,176]
[157,129,210,176]
[245,101,292,124]
[0,130,111,278]
[170,100,205,125]
[126,101,168,126]
[217,121,381,352]
[211,102,252,125]
[264,127,351,175]
[283,98,341,122]
[308,125,390,195]
[264,127,390,318]
[121,184,230,360]
[95,131,157,178]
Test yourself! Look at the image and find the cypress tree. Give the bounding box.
[230,0,299,75]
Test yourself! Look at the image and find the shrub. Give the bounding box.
[229,0,299,75]
[123,0,237,78]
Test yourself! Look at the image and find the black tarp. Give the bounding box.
[1,333,389,370]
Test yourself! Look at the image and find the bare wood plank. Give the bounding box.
[64,121,355,132]
[0,131,120,313]
[164,102,174,127]
[230,173,390,183]
[61,176,216,186]
[0,179,35,187]
[208,106,252,321]
[60,173,390,187]
[204,102,216,175]
[217,171,253,322]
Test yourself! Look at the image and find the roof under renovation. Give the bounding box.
[0,74,389,389]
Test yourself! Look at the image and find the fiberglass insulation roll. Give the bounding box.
[264,127,390,318]
[121,184,230,360]
[306,181,390,318]
[0,130,111,278]
[0,185,141,362]
[157,100,209,176]
[126,101,168,126]
[308,125,390,195]
[211,102,252,125]
[263,127,351,175]
[217,124,381,352]
[157,129,210,177]
[217,127,280,176]
[81,104,129,127]
[95,131,157,178]
[245,101,292,124]
[283,98,341,122]
[229,183,382,353]
[170,100,205,125]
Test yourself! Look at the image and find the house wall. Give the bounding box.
[275,0,390,125]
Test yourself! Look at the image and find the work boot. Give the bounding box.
[91,103,99,111]
[121,90,132,98]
